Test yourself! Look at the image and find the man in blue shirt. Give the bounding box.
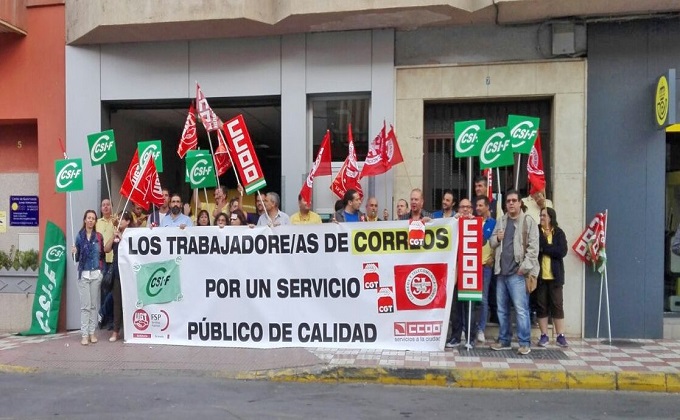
[160,193,193,228]
[333,189,365,222]
[431,189,456,219]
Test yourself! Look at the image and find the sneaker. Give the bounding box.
[81,336,89,346]
[517,346,531,355]
[538,334,549,347]
[89,334,98,344]
[556,334,569,348]
[476,330,486,343]
[445,338,461,348]
[490,342,511,351]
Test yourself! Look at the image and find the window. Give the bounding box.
[310,95,370,162]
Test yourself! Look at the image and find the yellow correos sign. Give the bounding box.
[656,75,670,127]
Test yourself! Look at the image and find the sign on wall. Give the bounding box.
[9,196,39,227]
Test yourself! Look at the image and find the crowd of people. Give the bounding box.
[71,178,567,354]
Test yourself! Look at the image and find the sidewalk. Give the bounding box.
[1,331,679,393]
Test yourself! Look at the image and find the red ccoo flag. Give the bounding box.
[299,130,332,205]
[331,124,363,199]
[177,102,198,158]
[527,133,546,195]
[222,115,267,194]
[195,83,220,132]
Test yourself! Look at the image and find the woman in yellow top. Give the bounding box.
[537,207,569,348]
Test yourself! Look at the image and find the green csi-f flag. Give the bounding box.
[138,140,163,173]
[184,149,211,183]
[135,259,181,307]
[478,127,514,169]
[186,153,217,188]
[507,115,540,154]
[54,158,84,192]
[20,221,67,335]
[87,129,118,165]
[454,120,486,158]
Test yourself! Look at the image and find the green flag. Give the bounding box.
[20,221,67,335]
[454,119,485,158]
[87,129,118,165]
[186,154,217,188]
[136,259,182,307]
[507,114,540,154]
[184,149,211,183]
[138,140,163,173]
[478,127,514,169]
[55,158,84,192]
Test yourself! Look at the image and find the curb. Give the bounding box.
[0,364,38,374]
[233,366,680,393]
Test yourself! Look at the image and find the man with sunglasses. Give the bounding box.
[489,189,539,355]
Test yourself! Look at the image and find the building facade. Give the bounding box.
[54,1,680,337]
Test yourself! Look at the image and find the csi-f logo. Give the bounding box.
[55,159,84,192]
[480,131,510,165]
[507,115,540,153]
[147,267,171,297]
[87,129,117,165]
[138,140,163,173]
[45,245,65,263]
[190,158,213,184]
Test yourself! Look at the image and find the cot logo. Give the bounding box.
[377,287,394,314]
[133,309,150,330]
[56,162,82,189]
[393,321,442,337]
[408,220,426,248]
[363,263,379,289]
[45,245,65,262]
[189,158,213,185]
[146,267,171,297]
[90,134,115,163]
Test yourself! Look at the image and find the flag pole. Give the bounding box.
[103,163,112,201]
[514,154,521,190]
[58,138,77,264]
[603,209,612,343]
[596,267,603,340]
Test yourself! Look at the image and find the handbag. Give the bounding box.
[525,273,537,294]
[101,268,114,293]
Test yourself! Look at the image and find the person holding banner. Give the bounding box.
[196,210,211,227]
[230,209,248,226]
[474,196,497,343]
[257,192,290,226]
[71,210,106,346]
[333,189,365,222]
[103,211,132,342]
[399,189,433,221]
[536,207,569,348]
[160,194,193,228]
[489,189,539,355]
[215,212,229,228]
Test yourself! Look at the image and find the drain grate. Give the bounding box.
[457,347,569,360]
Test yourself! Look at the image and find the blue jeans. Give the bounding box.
[475,266,493,333]
[496,273,531,347]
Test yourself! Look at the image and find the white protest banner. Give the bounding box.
[118,219,466,351]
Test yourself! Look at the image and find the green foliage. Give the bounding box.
[0,246,39,271]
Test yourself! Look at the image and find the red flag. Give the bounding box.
[195,83,220,132]
[299,130,332,205]
[177,102,198,158]
[483,169,494,201]
[222,115,267,194]
[119,153,151,210]
[331,124,363,199]
[527,133,546,195]
[142,158,164,208]
[384,124,404,171]
[214,128,232,177]
[572,212,607,273]
[360,121,388,178]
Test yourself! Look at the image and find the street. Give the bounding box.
[0,372,676,419]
